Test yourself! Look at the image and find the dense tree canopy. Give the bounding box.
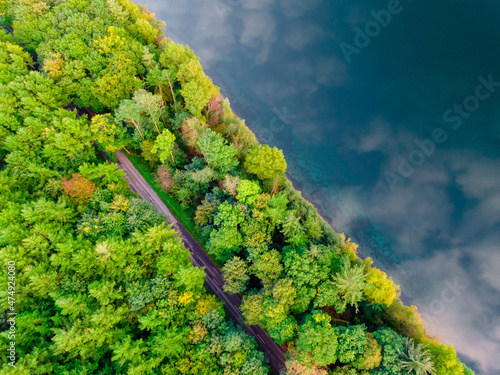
[0,5,269,373]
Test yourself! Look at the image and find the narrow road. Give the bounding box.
[115,150,287,375]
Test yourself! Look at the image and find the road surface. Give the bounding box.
[115,150,287,375]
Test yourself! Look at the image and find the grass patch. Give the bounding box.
[126,153,201,243]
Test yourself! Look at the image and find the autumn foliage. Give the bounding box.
[205,96,223,127]
[155,164,173,191]
[63,174,96,204]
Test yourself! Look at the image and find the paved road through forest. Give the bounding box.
[115,150,287,375]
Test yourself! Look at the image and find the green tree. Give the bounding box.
[296,315,338,366]
[222,256,250,294]
[214,202,244,231]
[267,314,298,345]
[115,98,145,139]
[363,258,400,307]
[145,63,177,103]
[150,327,190,360]
[240,354,269,375]
[281,211,308,247]
[181,75,218,119]
[208,202,246,262]
[272,278,297,309]
[351,333,382,370]
[90,114,126,153]
[282,246,336,314]
[398,338,436,375]
[197,129,239,174]
[125,198,165,233]
[421,338,462,375]
[264,191,289,226]
[303,211,323,240]
[159,42,196,73]
[159,41,218,118]
[111,336,148,369]
[209,224,243,263]
[133,88,165,134]
[236,179,262,205]
[135,16,161,44]
[194,198,220,227]
[334,255,366,313]
[335,325,368,364]
[140,139,160,168]
[250,248,283,289]
[91,51,142,110]
[241,215,272,249]
[0,41,33,84]
[225,119,259,157]
[244,145,287,180]
[372,328,405,375]
[241,294,265,326]
[152,128,176,164]
[314,280,341,310]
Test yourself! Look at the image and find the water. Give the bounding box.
[142,1,500,373]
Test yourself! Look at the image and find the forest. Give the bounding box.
[0,1,474,374]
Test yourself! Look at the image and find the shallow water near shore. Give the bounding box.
[142,1,500,373]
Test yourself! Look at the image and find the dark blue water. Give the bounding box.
[143,1,500,373]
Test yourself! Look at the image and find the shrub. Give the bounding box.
[156,164,173,191]
[63,174,96,204]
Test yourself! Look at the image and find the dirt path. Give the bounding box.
[115,150,287,375]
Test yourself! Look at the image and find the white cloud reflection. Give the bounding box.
[284,21,324,50]
[279,0,323,18]
[239,10,277,64]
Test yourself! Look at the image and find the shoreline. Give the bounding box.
[155,29,450,357]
